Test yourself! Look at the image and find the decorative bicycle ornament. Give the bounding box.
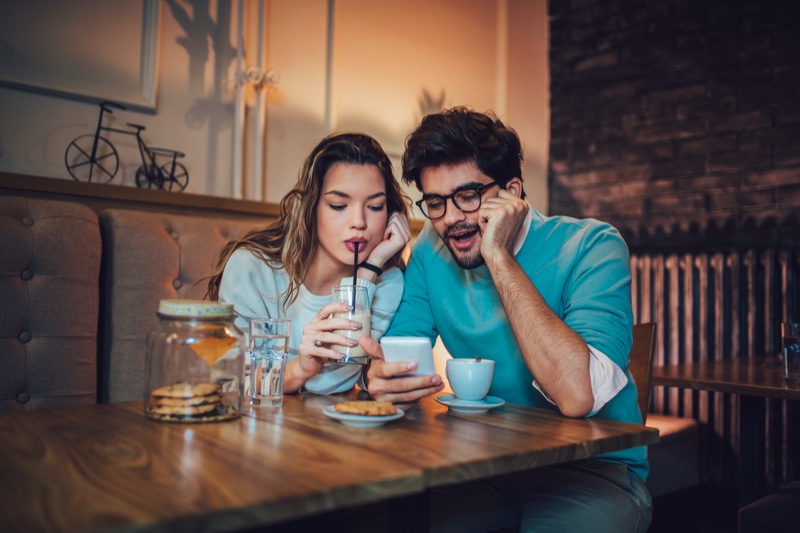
[65,101,189,191]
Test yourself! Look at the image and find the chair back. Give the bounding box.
[628,322,657,423]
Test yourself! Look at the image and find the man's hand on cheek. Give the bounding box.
[361,337,445,410]
[479,190,528,257]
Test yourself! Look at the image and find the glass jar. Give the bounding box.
[144,299,244,423]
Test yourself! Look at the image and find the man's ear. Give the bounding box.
[505,177,524,198]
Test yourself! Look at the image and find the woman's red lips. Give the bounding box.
[345,239,367,252]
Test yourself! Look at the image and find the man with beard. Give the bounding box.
[360,107,651,533]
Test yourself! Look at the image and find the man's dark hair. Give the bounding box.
[401,106,524,196]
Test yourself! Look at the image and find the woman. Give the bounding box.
[206,132,411,394]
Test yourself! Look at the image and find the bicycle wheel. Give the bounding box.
[135,163,164,189]
[162,162,189,192]
[65,134,119,183]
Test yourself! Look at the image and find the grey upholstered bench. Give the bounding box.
[0,196,101,410]
[97,208,266,403]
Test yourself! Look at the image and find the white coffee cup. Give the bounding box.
[445,358,494,401]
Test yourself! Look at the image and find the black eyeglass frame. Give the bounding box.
[415,181,498,220]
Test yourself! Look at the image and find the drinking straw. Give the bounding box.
[352,247,359,308]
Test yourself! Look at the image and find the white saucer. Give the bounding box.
[323,405,405,428]
[434,394,505,413]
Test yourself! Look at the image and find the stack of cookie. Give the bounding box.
[334,400,397,417]
[146,382,222,421]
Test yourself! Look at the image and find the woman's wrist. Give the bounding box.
[356,259,385,283]
[356,265,378,283]
[284,358,316,392]
[359,261,383,276]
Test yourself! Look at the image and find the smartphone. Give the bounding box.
[379,336,436,376]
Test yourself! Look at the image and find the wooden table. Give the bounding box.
[651,356,800,506]
[0,392,658,533]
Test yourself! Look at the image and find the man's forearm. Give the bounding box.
[487,250,594,417]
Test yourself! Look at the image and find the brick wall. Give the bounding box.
[548,0,800,250]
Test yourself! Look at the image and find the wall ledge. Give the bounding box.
[0,172,279,220]
[0,172,425,233]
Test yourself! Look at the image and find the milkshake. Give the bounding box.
[330,285,370,364]
[332,312,371,363]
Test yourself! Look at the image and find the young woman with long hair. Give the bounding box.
[206,132,411,394]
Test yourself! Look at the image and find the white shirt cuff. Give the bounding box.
[531,344,628,416]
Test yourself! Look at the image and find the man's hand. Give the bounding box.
[478,189,528,260]
[361,337,444,409]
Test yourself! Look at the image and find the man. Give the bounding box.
[360,107,651,532]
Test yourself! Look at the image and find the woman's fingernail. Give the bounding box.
[406,362,417,371]
[352,322,362,329]
[349,339,358,346]
[337,353,347,359]
[346,305,354,311]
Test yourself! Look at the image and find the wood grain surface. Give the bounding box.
[650,356,800,401]
[0,392,658,533]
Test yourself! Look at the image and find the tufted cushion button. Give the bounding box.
[18,331,31,343]
[20,269,33,280]
[172,279,182,289]
[170,232,179,240]
[17,392,30,404]
[22,217,34,226]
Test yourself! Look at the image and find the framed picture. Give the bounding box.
[0,0,161,112]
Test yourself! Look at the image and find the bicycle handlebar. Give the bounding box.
[100,101,127,114]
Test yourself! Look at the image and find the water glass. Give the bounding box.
[249,318,290,407]
[782,322,800,385]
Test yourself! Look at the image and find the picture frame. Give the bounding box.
[0,0,162,112]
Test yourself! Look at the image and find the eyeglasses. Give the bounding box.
[415,181,498,220]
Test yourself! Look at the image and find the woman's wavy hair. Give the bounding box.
[205,132,410,311]
[402,106,525,198]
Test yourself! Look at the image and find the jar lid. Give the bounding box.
[158,299,234,318]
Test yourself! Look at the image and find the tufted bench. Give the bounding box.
[0,197,101,410]
[97,209,266,403]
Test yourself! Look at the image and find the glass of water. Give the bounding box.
[782,322,800,385]
[248,318,290,407]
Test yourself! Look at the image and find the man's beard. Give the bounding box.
[444,223,485,270]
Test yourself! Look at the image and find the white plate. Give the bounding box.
[434,394,505,413]
[323,405,405,428]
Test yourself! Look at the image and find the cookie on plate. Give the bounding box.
[334,400,397,416]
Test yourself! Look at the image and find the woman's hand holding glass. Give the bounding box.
[295,302,363,377]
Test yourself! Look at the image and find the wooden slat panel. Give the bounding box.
[745,250,757,360]
[630,255,640,325]
[728,253,741,358]
[631,247,798,490]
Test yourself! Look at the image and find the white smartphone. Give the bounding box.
[379,336,436,376]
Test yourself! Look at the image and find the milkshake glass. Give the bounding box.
[330,285,370,364]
